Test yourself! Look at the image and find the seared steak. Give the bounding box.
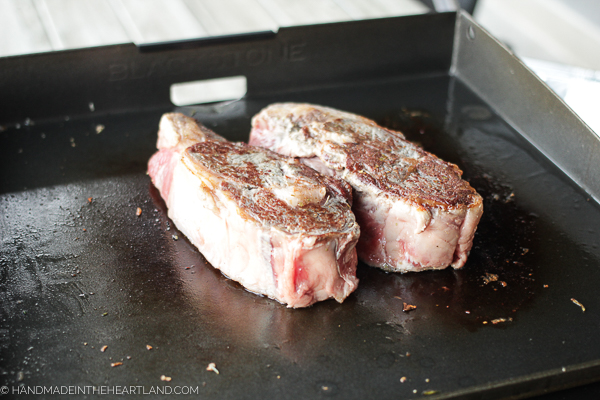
[148,113,360,308]
[249,103,483,273]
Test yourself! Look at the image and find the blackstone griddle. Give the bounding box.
[2,11,600,400]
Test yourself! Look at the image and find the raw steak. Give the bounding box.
[249,103,483,273]
[148,113,360,308]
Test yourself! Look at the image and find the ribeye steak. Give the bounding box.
[148,113,360,307]
[249,103,483,273]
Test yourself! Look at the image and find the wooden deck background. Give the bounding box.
[0,0,429,57]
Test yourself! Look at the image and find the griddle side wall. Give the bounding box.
[451,11,600,204]
[0,13,455,125]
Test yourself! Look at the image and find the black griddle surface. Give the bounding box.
[2,76,600,399]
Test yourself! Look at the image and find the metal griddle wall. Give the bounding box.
[0,13,454,125]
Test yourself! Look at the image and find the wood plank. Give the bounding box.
[0,0,52,56]
[2,0,429,58]
[32,0,129,50]
[332,0,429,19]
[183,0,277,36]
[110,0,208,43]
[32,0,63,49]
[255,0,352,26]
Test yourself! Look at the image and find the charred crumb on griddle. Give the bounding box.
[206,363,219,374]
[571,298,586,312]
[482,273,498,285]
[490,318,512,324]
